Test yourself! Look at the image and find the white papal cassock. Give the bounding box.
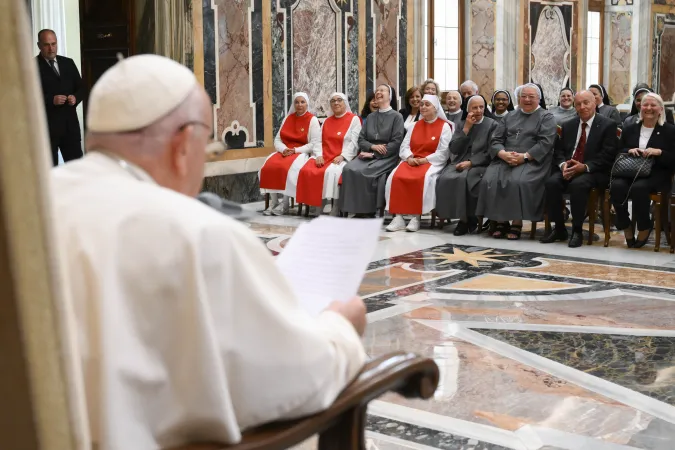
[51,152,366,450]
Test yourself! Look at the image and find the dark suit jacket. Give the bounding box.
[553,113,618,174]
[399,108,420,121]
[619,122,675,175]
[36,55,85,141]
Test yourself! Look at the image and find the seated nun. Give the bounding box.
[589,84,622,125]
[490,89,514,123]
[476,83,557,240]
[435,95,499,235]
[384,94,454,232]
[295,92,361,215]
[340,84,405,217]
[400,86,422,131]
[445,90,464,130]
[50,55,367,449]
[549,88,577,124]
[360,91,378,125]
[259,92,321,215]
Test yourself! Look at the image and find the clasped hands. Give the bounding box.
[359,144,387,160]
[455,161,472,172]
[628,147,662,158]
[498,150,526,166]
[406,157,429,166]
[282,148,296,157]
[560,159,587,180]
[54,95,76,106]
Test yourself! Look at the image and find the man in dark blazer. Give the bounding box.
[541,90,618,247]
[36,29,85,166]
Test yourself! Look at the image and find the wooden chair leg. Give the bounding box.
[604,189,612,247]
[544,213,552,235]
[671,198,675,253]
[431,210,437,229]
[530,222,537,240]
[290,198,295,208]
[264,193,270,211]
[587,189,598,245]
[438,218,445,229]
[304,204,310,218]
[655,197,662,252]
[662,193,671,246]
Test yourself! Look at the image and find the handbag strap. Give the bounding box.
[608,154,652,206]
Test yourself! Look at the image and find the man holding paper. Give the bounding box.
[50,54,367,449]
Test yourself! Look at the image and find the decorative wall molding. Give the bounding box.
[652,13,675,102]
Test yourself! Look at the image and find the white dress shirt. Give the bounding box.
[560,114,595,171]
[45,57,60,75]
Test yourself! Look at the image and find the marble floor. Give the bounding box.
[243,202,675,450]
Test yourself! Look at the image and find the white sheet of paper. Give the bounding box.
[276,216,383,316]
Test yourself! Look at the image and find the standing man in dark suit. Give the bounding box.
[541,90,618,247]
[36,29,85,166]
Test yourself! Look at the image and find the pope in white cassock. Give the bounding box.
[50,54,367,450]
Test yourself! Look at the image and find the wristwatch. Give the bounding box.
[523,155,529,163]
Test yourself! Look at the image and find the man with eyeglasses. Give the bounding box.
[50,55,367,449]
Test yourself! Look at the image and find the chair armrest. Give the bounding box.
[171,352,439,450]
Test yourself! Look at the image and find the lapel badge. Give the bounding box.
[337,131,342,136]
[301,128,305,132]
[431,136,436,141]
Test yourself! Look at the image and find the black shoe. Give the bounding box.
[539,227,568,243]
[633,226,654,249]
[454,221,469,236]
[568,231,583,248]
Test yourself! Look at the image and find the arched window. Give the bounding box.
[586,1,604,86]
[423,0,464,89]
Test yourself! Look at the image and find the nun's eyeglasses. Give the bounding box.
[330,98,345,104]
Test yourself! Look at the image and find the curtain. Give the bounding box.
[155,0,191,65]
[31,0,67,54]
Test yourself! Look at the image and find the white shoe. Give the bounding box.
[323,203,333,214]
[406,216,421,232]
[262,206,276,216]
[386,215,407,232]
[271,202,288,216]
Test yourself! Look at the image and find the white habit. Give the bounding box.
[51,152,366,449]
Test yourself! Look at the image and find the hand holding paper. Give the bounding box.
[275,216,383,316]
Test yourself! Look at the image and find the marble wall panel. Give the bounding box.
[374,0,401,103]
[652,14,675,103]
[653,0,675,5]
[292,0,339,117]
[202,172,263,204]
[471,0,497,101]
[608,12,632,105]
[346,1,360,113]
[202,0,217,105]
[217,0,253,145]
[529,3,573,108]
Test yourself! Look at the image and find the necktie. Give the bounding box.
[49,59,59,77]
[572,122,587,163]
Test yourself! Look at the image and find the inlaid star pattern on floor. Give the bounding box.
[416,248,520,268]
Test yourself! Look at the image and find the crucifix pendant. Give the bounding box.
[375,133,379,140]
[515,129,521,140]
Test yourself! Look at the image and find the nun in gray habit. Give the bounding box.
[435,95,499,235]
[476,83,557,240]
[340,84,405,215]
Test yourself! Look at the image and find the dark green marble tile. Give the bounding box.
[476,330,675,406]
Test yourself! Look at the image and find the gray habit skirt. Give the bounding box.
[435,165,486,219]
[340,157,399,214]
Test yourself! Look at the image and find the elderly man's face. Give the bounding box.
[519,87,539,113]
[177,90,213,197]
[460,85,476,98]
[574,91,596,122]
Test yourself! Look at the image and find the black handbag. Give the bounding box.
[610,153,653,178]
[609,153,655,205]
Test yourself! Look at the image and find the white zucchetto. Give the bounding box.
[86,54,198,133]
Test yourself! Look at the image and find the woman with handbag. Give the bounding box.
[610,93,675,248]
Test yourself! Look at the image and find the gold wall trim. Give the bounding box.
[192,0,204,86]
[359,0,367,107]
[263,0,273,146]
[207,147,276,163]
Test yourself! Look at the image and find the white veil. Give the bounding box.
[287,92,311,115]
[326,92,352,117]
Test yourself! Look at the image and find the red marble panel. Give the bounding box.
[659,25,675,103]
[374,0,400,89]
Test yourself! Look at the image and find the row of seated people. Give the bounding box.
[259,83,675,249]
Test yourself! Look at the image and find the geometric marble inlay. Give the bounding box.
[449,273,584,291]
[476,330,675,406]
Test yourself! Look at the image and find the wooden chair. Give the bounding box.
[170,352,439,450]
[648,191,671,252]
